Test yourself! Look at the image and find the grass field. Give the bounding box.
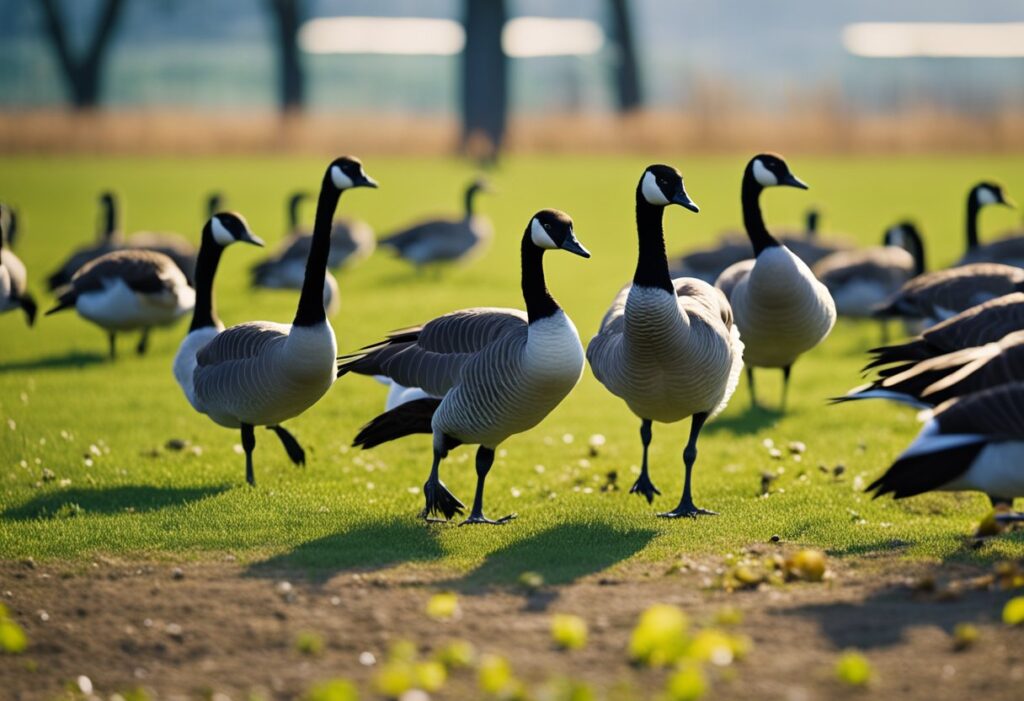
[2,153,1023,581]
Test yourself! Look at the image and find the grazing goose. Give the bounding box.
[954,182,1021,267]
[867,382,1024,511]
[587,165,744,517]
[379,178,493,270]
[173,212,264,412]
[48,191,124,291]
[0,214,37,326]
[835,330,1024,409]
[864,292,1024,372]
[45,249,195,358]
[874,263,1024,328]
[715,154,836,411]
[190,157,377,486]
[339,209,589,524]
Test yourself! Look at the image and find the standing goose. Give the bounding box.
[172,212,264,412]
[379,178,493,270]
[48,191,123,291]
[0,214,37,326]
[715,154,836,411]
[867,382,1024,513]
[338,209,589,524]
[864,292,1024,372]
[874,263,1024,328]
[190,157,377,486]
[953,182,1021,267]
[45,249,194,359]
[587,165,744,517]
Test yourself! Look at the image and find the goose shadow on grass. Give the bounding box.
[2,484,230,521]
[704,406,783,436]
[0,351,106,374]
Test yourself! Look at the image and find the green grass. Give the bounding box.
[1,154,1023,579]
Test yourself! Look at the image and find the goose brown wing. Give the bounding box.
[933,382,1024,439]
[70,249,183,295]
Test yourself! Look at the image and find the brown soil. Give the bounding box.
[1,551,1023,701]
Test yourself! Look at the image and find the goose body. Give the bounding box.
[340,209,589,524]
[875,263,1024,327]
[190,157,378,485]
[48,191,123,291]
[774,209,853,267]
[953,182,1020,267]
[588,165,743,517]
[126,230,198,286]
[0,213,36,326]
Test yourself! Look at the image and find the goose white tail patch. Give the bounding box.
[530,218,558,249]
[210,216,235,246]
[331,165,354,190]
[752,159,778,187]
[641,171,670,205]
[976,186,999,206]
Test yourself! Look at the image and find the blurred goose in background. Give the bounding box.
[954,182,1021,267]
[173,212,264,412]
[1,204,20,249]
[379,178,493,271]
[864,292,1024,372]
[339,209,589,524]
[0,212,37,327]
[874,263,1024,328]
[191,157,377,486]
[125,191,201,285]
[48,191,123,290]
[46,249,194,358]
[587,165,743,518]
[715,154,836,411]
[867,382,1024,514]
[775,208,854,266]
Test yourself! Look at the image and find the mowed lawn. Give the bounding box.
[1,154,1022,578]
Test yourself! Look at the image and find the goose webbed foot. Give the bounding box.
[267,425,306,466]
[629,472,661,504]
[421,478,465,521]
[658,500,718,519]
[458,512,518,526]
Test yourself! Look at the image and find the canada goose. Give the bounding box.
[251,191,376,289]
[587,165,743,518]
[864,292,1024,372]
[715,154,836,411]
[45,249,195,359]
[190,157,377,486]
[813,221,925,320]
[835,330,1024,409]
[669,235,750,284]
[379,178,493,270]
[775,208,854,267]
[867,382,1024,511]
[1,204,20,249]
[0,213,36,326]
[954,182,1021,267]
[173,212,264,413]
[874,263,1024,328]
[47,191,123,291]
[338,209,589,524]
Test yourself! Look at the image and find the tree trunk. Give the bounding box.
[460,0,508,162]
[609,0,642,113]
[38,0,125,109]
[267,0,305,112]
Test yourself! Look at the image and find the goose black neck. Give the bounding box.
[293,182,341,327]
[189,230,224,332]
[632,192,674,293]
[521,232,559,323]
[966,191,981,250]
[906,229,926,276]
[289,194,303,230]
[464,186,478,217]
[742,170,779,256]
[101,197,118,243]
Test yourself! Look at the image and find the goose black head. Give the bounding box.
[327,156,378,191]
[468,177,493,195]
[638,165,699,212]
[207,212,264,248]
[748,153,808,191]
[98,190,117,207]
[971,181,1015,209]
[529,209,590,258]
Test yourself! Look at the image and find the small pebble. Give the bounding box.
[359,651,376,666]
[788,441,806,455]
[769,534,781,543]
[76,676,93,695]
[171,567,184,580]
[165,438,188,451]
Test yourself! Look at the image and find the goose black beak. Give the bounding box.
[359,174,380,189]
[561,233,591,258]
[999,194,1017,209]
[671,191,700,213]
[243,232,265,247]
[781,173,810,190]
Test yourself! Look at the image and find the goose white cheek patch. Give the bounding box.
[530,218,558,249]
[641,171,670,205]
[211,216,235,246]
[331,165,354,190]
[752,159,778,187]
[977,187,999,206]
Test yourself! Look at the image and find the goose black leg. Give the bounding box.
[267,425,306,466]
[746,366,758,410]
[629,419,660,504]
[421,445,465,521]
[659,412,715,518]
[19,295,37,326]
[780,365,793,412]
[108,332,117,360]
[136,328,150,355]
[460,446,516,525]
[241,422,256,487]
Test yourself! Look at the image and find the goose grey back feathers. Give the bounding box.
[125,231,198,285]
[875,263,1024,324]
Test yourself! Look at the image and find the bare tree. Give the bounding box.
[267,0,305,112]
[460,0,508,161]
[38,0,126,109]
[609,0,642,112]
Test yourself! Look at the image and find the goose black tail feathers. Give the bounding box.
[44,286,78,316]
[353,397,442,449]
[867,441,983,499]
[862,339,936,372]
